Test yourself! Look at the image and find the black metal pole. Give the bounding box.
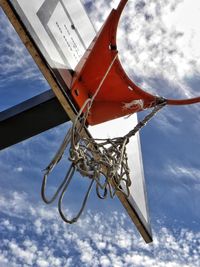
[0,90,70,150]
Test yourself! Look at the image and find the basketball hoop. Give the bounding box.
[41,0,200,224]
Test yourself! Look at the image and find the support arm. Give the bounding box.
[0,90,70,150]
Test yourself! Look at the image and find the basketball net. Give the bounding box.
[41,93,166,224]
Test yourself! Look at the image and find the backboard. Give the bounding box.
[1,0,152,242]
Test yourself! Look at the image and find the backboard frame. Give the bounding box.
[0,0,152,243]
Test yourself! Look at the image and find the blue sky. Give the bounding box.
[0,0,200,266]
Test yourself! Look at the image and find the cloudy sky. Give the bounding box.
[0,0,200,266]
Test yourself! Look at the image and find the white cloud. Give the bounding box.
[0,253,9,267]
[77,239,96,264]
[9,241,36,265]
[0,190,199,267]
[0,219,16,231]
[36,258,49,267]
[116,0,200,93]
[99,255,111,267]
[34,219,45,235]
[14,167,23,173]
[167,164,200,181]
[0,9,47,85]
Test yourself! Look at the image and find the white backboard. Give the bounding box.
[4,0,152,242]
[10,0,96,70]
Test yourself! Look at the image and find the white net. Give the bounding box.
[41,97,166,223]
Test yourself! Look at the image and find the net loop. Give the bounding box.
[41,125,95,223]
[41,129,72,204]
[58,165,94,224]
[42,160,94,224]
